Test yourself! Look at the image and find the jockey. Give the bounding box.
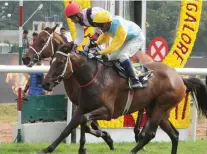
[93,10,145,88]
[64,3,104,43]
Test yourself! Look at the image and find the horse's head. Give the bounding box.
[22,24,60,67]
[42,42,78,91]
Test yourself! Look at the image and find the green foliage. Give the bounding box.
[10,43,18,53]
[146,1,180,49]
[146,1,207,56]
[0,1,67,30]
[192,2,207,56]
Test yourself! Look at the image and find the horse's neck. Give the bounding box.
[72,58,122,89]
[73,58,98,86]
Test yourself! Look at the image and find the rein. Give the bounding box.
[79,63,100,88]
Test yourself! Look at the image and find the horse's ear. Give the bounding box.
[51,24,59,32]
[44,27,51,31]
[72,42,78,51]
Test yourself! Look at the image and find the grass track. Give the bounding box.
[0,139,207,154]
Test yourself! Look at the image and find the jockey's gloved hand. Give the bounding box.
[88,41,98,49]
[88,52,95,59]
[94,51,101,56]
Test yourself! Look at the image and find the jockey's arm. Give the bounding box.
[98,25,127,55]
[96,33,110,45]
[91,27,102,41]
[77,26,94,51]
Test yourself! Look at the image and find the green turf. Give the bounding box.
[0,139,207,154]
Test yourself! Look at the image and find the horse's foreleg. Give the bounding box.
[79,123,87,154]
[37,107,82,154]
[159,117,179,154]
[82,106,110,122]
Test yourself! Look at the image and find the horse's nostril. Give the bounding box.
[22,57,31,65]
[42,83,51,91]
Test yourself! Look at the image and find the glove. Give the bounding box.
[94,51,101,56]
[88,41,98,49]
[83,40,98,52]
[88,53,95,59]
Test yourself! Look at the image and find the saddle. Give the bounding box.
[110,60,153,88]
[84,52,153,89]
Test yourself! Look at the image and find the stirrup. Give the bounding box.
[129,79,143,89]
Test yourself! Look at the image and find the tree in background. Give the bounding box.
[146,1,180,49]
[0,1,67,30]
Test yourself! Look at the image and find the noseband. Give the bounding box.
[29,30,54,62]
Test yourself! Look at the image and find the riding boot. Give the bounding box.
[122,59,143,88]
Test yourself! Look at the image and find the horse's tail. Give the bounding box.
[183,77,207,118]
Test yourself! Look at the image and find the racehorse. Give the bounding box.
[40,42,207,154]
[22,25,154,152]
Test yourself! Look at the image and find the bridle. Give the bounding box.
[53,50,100,88]
[54,51,73,84]
[29,30,54,62]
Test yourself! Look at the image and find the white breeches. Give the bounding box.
[109,33,145,62]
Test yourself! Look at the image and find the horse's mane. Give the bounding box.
[42,27,66,44]
[53,32,66,44]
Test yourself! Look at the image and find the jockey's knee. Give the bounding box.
[118,54,129,63]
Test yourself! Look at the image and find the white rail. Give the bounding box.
[176,68,207,75]
[0,65,207,75]
[0,65,50,73]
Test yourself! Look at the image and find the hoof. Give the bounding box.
[110,145,115,150]
[36,151,46,154]
[135,136,139,143]
[79,148,88,154]
[135,133,141,143]
[102,131,114,150]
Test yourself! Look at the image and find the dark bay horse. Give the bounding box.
[40,42,207,154]
[22,26,154,152]
[22,27,115,152]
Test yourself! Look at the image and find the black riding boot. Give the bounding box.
[122,59,143,88]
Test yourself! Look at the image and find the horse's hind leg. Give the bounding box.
[130,107,164,154]
[159,117,179,154]
[134,109,144,142]
[90,120,114,150]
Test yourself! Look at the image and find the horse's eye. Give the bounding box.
[64,47,68,51]
[59,60,65,64]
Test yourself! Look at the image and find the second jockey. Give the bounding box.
[93,10,146,88]
[64,3,105,47]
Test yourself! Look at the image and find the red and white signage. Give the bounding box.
[148,37,168,62]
